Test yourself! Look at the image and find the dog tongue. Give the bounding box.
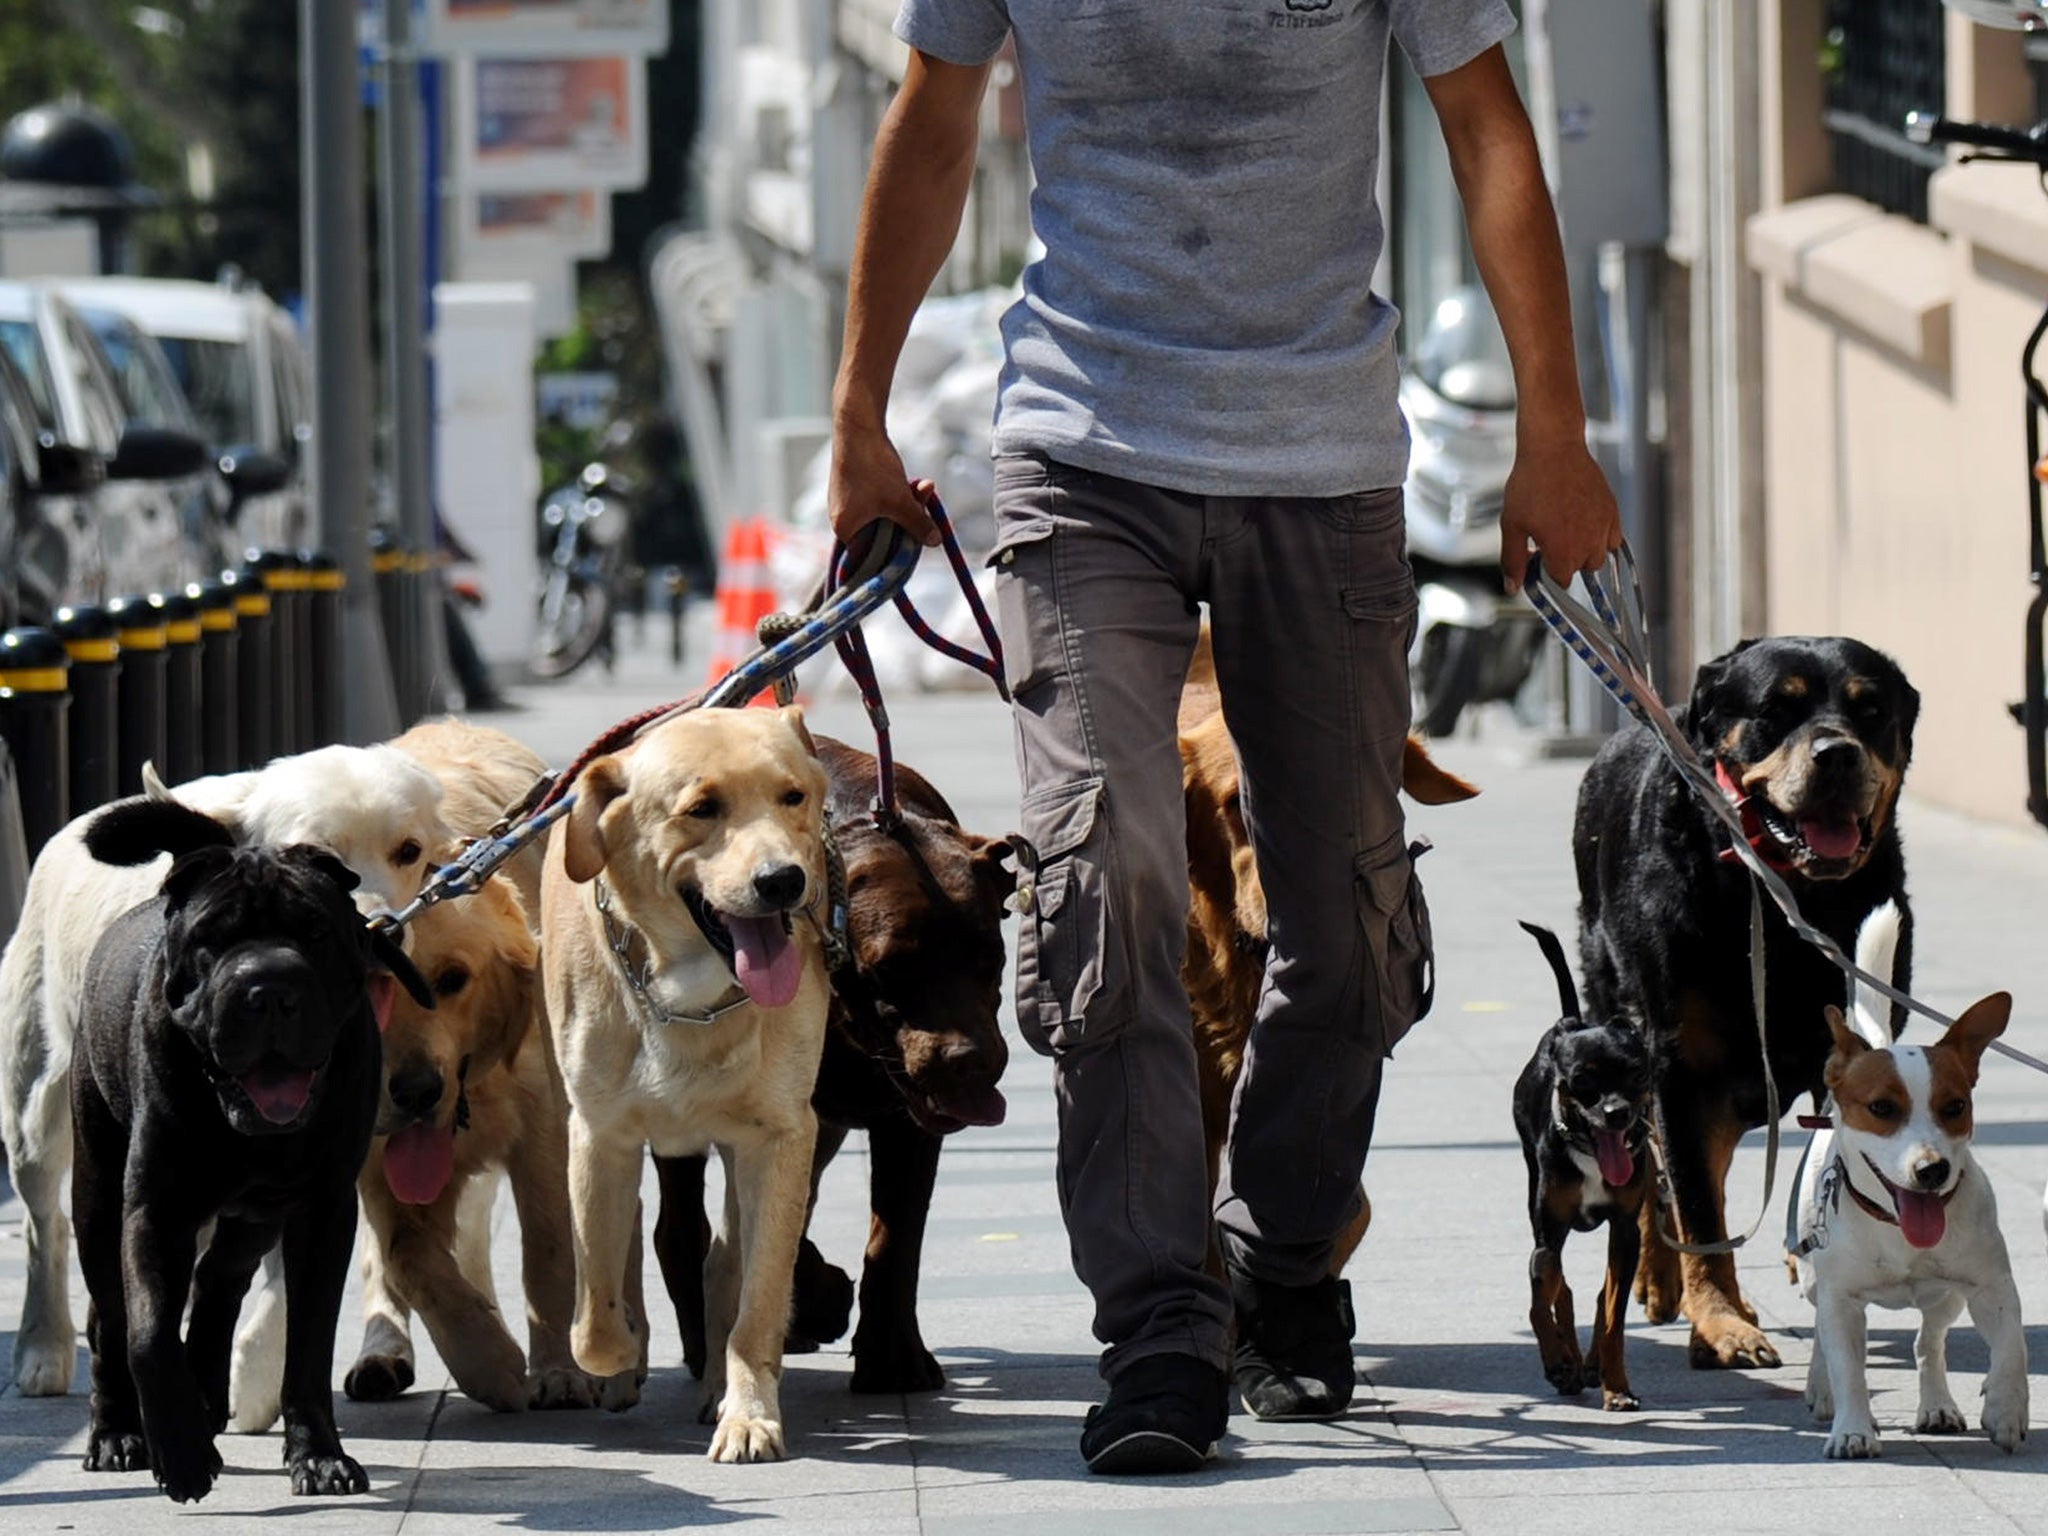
[1894,1187,1947,1249]
[369,973,397,1034]
[1594,1130,1635,1187]
[384,1123,456,1206]
[1799,816,1862,861]
[726,915,801,1008]
[238,1065,315,1126]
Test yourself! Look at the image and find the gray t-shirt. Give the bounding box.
[894,0,1515,497]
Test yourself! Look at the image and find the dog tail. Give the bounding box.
[1402,737,1480,805]
[1849,900,1903,1049]
[1518,920,1582,1022]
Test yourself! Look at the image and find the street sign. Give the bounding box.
[461,190,613,259]
[426,0,667,56]
[453,55,649,191]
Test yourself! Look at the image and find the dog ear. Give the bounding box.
[1686,639,1760,751]
[298,848,363,897]
[85,798,236,868]
[1823,1004,1868,1089]
[1402,737,1479,805]
[779,704,819,758]
[1935,991,2010,1084]
[971,832,1028,904]
[564,756,628,885]
[370,926,437,1011]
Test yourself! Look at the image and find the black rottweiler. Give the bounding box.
[1574,636,1918,1371]
[1512,921,1653,1411]
[652,735,1021,1393]
[72,798,431,1502]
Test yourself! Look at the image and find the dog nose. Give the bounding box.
[240,983,300,1023]
[753,863,807,909]
[1599,1099,1634,1130]
[1812,734,1860,759]
[1913,1157,1952,1192]
[388,1063,444,1121]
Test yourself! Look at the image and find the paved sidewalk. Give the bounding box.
[4,632,2048,1533]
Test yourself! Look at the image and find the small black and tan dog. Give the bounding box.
[1513,920,1653,1412]
[72,798,431,1502]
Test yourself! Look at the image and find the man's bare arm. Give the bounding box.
[829,51,994,546]
[1425,46,1622,589]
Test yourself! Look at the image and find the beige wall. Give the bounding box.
[1746,11,2048,826]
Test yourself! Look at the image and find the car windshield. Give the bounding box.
[80,310,191,431]
[0,318,59,431]
[155,335,257,446]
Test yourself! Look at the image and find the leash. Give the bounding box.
[1528,547,2048,1074]
[1526,546,2048,1258]
[371,491,1006,943]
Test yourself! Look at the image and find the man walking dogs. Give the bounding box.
[829,1,1622,1474]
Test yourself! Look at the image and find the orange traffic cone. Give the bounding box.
[706,518,782,706]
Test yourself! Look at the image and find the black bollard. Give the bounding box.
[0,738,28,948]
[191,579,240,776]
[245,552,300,758]
[283,550,316,752]
[159,589,204,787]
[370,524,405,675]
[0,628,70,858]
[227,567,274,770]
[54,603,120,817]
[303,550,345,748]
[106,594,168,798]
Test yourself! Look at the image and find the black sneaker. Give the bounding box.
[1079,1352,1228,1474]
[1229,1269,1357,1420]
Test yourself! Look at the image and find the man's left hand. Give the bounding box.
[1498,438,1623,595]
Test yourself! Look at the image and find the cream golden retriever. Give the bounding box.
[1,746,448,1398]
[542,705,832,1462]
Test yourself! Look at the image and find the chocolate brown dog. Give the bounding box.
[654,734,1021,1393]
[72,798,431,1502]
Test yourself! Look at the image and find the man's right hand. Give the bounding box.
[828,421,940,548]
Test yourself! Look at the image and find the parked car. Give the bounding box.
[0,344,103,628]
[55,275,310,550]
[0,281,211,604]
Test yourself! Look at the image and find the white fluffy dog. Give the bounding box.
[0,746,450,1398]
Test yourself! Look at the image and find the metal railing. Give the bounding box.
[1822,0,1947,222]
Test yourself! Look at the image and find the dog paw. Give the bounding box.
[1688,1316,1780,1370]
[787,1244,854,1353]
[13,1335,77,1396]
[1823,1427,1881,1460]
[1915,1401,1968,1435]
[708,1412,787,1463]
[1982,1393,2029,1454]
[596,1369,641,1414]
[1602,1387,1642,1413]
[344,1352,416,1402]
[289,1451,369,1496]
[1544,1355,1588,1397]
[150,1435,223,1503]
[83,1428,149,1473]
[849,1334,944,1395]
[528,1366,601,1410]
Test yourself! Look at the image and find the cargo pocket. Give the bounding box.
[1356,833,1436,1056]
[986,516,1061,698]
[1012,775,1114,1057]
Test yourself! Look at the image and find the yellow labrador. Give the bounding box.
[542,705,832,1462]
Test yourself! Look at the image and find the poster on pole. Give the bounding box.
[460,190,613,259]
[426,0,667,55]
[453,55,648,191]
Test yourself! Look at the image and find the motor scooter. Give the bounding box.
[1402,286,1547,737]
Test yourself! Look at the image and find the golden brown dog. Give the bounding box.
[1178,633,1477,1274]
[312,720,596,1412]
[543,706,833,1462]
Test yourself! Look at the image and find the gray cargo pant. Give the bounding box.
[989,452,1435,1380]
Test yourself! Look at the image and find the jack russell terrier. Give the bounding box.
[1793,901,2028,1460]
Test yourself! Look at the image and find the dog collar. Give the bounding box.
[592,879,752,1028]
[1838,1152,1965,1229]
[1712,760,1796,873]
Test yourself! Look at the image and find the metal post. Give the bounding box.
[304,0,400,744]
[382,0,444,723]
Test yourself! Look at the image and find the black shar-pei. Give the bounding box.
[71,797,430,1502]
